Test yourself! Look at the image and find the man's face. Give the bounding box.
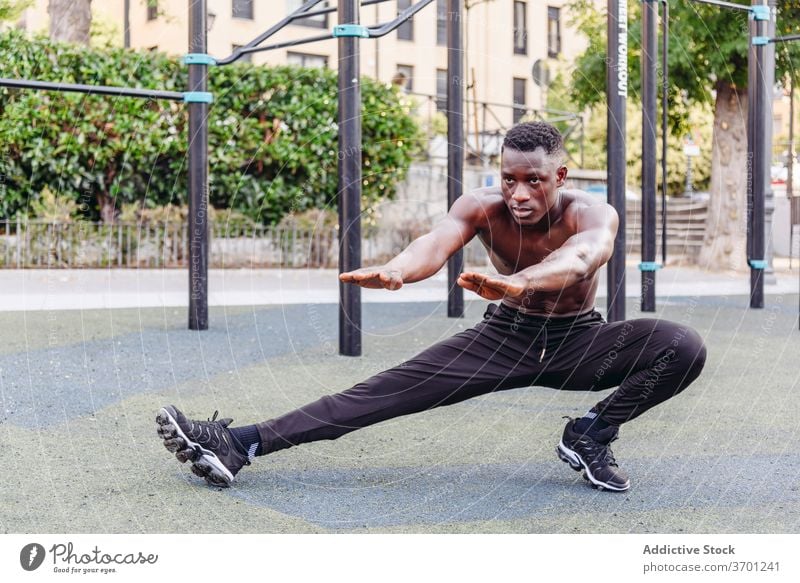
[500,147,567,228]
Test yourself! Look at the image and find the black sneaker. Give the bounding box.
[556,418,630,492]
[156,405,250,488]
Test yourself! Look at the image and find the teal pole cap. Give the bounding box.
[332,24,370,38]
[183,53,217,66]
[183,91,213,103]
[638,262,663,272]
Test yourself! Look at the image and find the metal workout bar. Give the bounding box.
[209,0,445,354]
[0,78,185,101]
[629,0,776,319]
[0,2,214,331]
[215,0,433,65]
[763,34,800,43]
[0,0,456,349]
[605,0,627,322]
[689,0,753,11]
[640,0,659,313]
[751,10,800,327]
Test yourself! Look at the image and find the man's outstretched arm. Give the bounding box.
[458,202,618,300]
[340,193,484,290]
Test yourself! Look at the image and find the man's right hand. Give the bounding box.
[339,267,404,290]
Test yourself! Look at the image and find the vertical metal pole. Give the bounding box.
[748,0,768,308]
[124,0,131,48]
[661,0,668,266]
[788,74,795,200]
[747,5,756,270]
[188,0,209,330]
[641,0,657,312]
[607,0,627,322]
[338,0,362,356]
[764,0,777,283]
[447,0,464,318]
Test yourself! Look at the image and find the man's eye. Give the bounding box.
[529,177,540,184]
[503,178,515,184]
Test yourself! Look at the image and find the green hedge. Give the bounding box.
[0,30,420,223]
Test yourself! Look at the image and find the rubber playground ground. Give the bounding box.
[1,264,799,534]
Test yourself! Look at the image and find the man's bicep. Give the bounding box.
[427,195,483,260]
[568,203,619,267]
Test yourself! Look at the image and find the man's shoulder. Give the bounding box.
[560,189,616,222]
[467,185,505,202]
[560,188,606,208]
[451,187,505,219]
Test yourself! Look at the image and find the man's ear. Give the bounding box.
[556,165,568,187]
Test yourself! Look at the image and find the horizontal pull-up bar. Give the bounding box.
[688,0,754,13]
[235,33,333,56]
[216,0,433,64]
[300,0,389,20]
[0,77,186,101]
[366,0,434,37]
[767,34,800,43]
[216,0,326,65]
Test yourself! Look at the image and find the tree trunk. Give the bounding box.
[48,0,92,45]
[97,192,116,224]
[696,81,749,271]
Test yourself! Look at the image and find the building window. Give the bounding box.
[547,7,561,58]
[287,0,328,29]
[393,65,414,92]
[436,0,447,46]
[233,45,252,63]
[233,0,254,20]
[397,0,413,41]
[513,1,527,55]
[147,1,158,21]
[287,51,328,68]
[436,68,447,111]
[513,78,526,124]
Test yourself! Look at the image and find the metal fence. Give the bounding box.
[0,199,708,270]
[405,92,585,168]
[0,219,492,269]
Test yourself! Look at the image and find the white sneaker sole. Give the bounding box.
[156,407,235,487]
[556,440,630,492]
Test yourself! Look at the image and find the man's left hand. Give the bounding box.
[457,271,529,300]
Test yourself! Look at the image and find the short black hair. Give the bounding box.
[503,121,565,162]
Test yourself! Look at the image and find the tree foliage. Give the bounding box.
[0,30,420,224]
[0,0,30,22]
[567,0,800,130]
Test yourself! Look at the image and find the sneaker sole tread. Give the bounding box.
[156,407,234,488]
[556,441,630,492]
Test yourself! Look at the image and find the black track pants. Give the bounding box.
[256,303,707,454]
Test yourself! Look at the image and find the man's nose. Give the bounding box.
[512,186,531,201]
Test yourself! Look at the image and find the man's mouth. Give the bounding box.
[511,207,534,218]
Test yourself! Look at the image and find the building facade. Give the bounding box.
[15,0,589,132]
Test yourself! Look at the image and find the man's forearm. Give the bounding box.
[384,234,448,283]
[517,245,595,293]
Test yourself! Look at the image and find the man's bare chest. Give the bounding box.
[476,222,573,274]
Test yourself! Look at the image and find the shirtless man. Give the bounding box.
[156,122,707,492]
